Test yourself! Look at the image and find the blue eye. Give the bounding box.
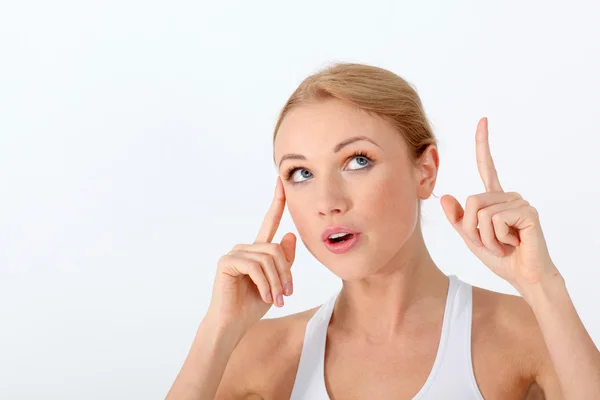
[348,155,370,169]
[283,151,374,184]
[288,168,313,183]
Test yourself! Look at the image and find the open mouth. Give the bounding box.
[327,233,355,244]
[324,232,360,254]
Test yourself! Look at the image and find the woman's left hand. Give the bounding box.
[440,117,562,299]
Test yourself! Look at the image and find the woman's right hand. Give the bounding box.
[206,176,297,333]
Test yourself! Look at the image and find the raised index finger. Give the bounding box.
[476,117,503,192]
[255,176,286,243]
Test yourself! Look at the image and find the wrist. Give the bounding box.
[520,270,567,312]
[201,310,248,347]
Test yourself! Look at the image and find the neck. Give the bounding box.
[331,225,449,342]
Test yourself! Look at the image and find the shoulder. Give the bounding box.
[215,305,320,399]
[243,306,319,364]
[472,284,541,341]
[471,284,561,398]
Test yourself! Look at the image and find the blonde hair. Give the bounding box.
[273,62,437,164]
[272,62,439,214]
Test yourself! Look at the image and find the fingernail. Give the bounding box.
[277,293,284,307]
[283,281,293,296]
[266,292,273,303]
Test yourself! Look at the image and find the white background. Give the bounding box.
[1,1,599,399]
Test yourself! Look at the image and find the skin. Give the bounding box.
[211,98,565,399]
[275,97,448,330]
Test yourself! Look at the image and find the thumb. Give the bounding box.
[280,232,297,264]
[440,194,465,233]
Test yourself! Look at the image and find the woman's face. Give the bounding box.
[273,98,437,280]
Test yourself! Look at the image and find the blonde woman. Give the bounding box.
[165,63,600,399]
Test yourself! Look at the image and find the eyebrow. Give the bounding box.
[277,135,382,169]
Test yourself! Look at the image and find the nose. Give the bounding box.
[315,177,351,217]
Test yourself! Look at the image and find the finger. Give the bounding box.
[232,250,285,307]
[440,194,473,246]
[440,194,466,232]
[478,199,529,255]
[493,216,521,248]
[255,176,286,243]
[491,202,536,248]
[478,207,507,256]
[280,232,297,264]
[476,117,503,193]
[233,236,296,296]
[463,192,523,247]
[220,254,273,304]
[278,232,297,295]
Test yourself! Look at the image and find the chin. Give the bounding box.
[315,248,382,281]
[301,233,377,279]
[329,265,375,281]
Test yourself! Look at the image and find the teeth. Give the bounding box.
[329,232,349,239]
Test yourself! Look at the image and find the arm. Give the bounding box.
[524,272,600,399]
[164,314,247,400]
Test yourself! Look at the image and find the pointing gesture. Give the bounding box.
[255,177,287,243]
[441,117,561,305]
[208,176,297,332]
[475,117,503,193]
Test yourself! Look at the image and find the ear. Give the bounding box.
[415,145,439,200]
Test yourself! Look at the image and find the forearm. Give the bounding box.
[525,272,600,399]
[165,315,246,400]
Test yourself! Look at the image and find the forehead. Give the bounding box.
[274,98,401,161]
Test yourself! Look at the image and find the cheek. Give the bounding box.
[286,196,313,239]
[359,175,418,235]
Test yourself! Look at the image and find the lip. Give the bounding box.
[324,232,361,254]
[321,225,360,242]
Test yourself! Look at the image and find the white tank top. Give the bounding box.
[289,274,485,399]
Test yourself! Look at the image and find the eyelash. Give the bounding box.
[283,150,375,183]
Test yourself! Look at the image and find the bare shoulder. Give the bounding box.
[215,306,320,399]
[472,284,541,339]
[471,284,562,399]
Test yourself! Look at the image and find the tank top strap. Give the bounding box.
[414,275,485,399]
[290,275,484,400]
[289,290,340,400]
[411,274,460,398]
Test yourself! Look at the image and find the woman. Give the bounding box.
[165,63,600,399]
